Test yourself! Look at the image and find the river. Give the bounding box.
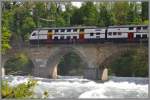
[2,75,149,98]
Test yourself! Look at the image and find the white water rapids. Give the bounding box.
[2,75,149,98]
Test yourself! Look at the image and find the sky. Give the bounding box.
[72,2,82,8]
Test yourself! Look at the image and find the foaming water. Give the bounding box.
[2,75,148,98]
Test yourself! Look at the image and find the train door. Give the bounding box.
[105,28,107,40]
[47,31,53,43]
[48,32,52,40]
[79,32,84,42]
[128,32,134,41]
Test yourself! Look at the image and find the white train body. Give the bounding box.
[29,25,148,44]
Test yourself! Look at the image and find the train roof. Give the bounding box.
[108,25,148,28]
[34,26,106,30]
[32,25,148,30]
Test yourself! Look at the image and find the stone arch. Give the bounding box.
[46,46,89,79]
[97,47,133,80]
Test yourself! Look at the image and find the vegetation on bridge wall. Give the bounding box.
[109,47,148,77]
[4,53,34,75]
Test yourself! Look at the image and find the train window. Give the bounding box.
[142,34,147,38]
[73,29,77,32]
[32,33,36,36]
[137,27,141,30]
[61,29,65,32]
[143,26,148,30]
[73,36,77,39]
[66,36,71,40]
[108,32,112,36]
[67,29,71,32]
[80,28,84,32]
[136,35,141,38]
[90,33,94,36]
[55,29,59,32]
[129,27,134,30]
[96,33,100,35]
[54,36,58,40]
[118,32,122,35]
[48,29,52,32]
[96,36,100,38]
[113,32,117,35]
[60,36,64,39]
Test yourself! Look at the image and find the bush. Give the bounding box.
[2,79,37,99]
[110,48,148,77]
[4,53,34,75]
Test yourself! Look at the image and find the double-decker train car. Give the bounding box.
[29,25,148,44]
[107,25,148,42]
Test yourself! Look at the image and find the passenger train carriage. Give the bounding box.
[29,25,148,44]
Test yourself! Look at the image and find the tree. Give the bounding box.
[1,27,11,54]
[70,7,83,25]
[113,1,129,25]
[2,9,12,54]
[81,2,98,26]
[98,2,115,26]
[55,17,66,27]
[141,2,148,21]
[110,48,148,77]
[62,3,74,26]
[21,17,36,42]
[127,2,142,24]
[71,2,98,26]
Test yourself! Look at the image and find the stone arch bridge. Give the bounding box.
[1,43,148,80]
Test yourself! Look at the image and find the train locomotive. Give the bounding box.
[29,25,149,44]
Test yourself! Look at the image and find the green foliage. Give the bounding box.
[43,91,49,98]
[141,2,148,21]
[127,2,142,24]
[143,20,149,25]
[55,17,66,27]
[21,17,36,41]
[2,1,148,53]
[1,80,13,98]
[110,48,148,77]
[98,3,115,26]
[81,2,98,26]
[2,79,37,99]
[71,2,98,26]
[2,9,12,54]
[1,27,11,54]
[113,2,129,25]
[4,53,34,75]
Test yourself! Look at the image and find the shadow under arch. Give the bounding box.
[46,46,89,79]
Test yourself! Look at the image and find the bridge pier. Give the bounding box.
[83,68,98,80]
[50,64,58,79]
[99,67,108,81]
[2,67,5,76]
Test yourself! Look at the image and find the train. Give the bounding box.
[29,25,149,44]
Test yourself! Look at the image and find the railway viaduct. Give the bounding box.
[1,43,148,81]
